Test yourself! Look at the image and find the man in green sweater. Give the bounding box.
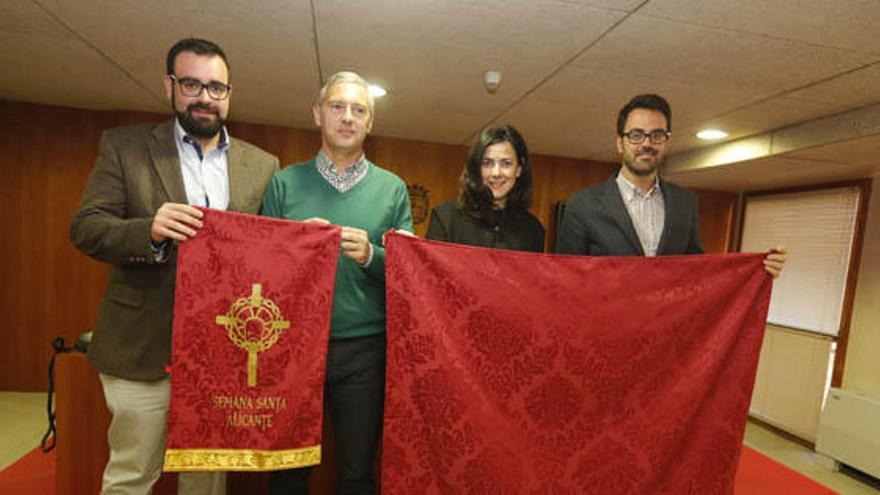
[262,71,412,494]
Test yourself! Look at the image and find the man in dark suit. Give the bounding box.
[70,38,278,495]
[557,93,785,276]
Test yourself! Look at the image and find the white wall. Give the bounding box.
[843,175,880,397]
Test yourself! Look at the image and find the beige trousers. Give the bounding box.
[99,374,226,495]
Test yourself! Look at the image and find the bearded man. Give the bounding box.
[70,37,278,495]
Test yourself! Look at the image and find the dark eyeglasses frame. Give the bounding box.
[170,75,231,101]
[621,128,671,145]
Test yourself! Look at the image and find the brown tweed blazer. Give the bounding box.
[70,120,279,381]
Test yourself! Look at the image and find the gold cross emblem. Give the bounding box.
[215,284,291,387]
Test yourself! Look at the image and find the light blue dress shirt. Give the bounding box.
[173,118,230,210]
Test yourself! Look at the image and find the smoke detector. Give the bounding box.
[484,70,501,93]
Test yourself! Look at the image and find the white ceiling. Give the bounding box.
[3,0,880,191]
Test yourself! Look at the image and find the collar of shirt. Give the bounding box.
[173,118,230,161]
[315,150,370,193]
[172,118,230,210]
[616,172,663,203]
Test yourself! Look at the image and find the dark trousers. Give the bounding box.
[268,334,386,495]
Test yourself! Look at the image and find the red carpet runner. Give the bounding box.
[0,448,54,495]
[383,234,772,494]
[0,445,840,494]
[734,447,838,495]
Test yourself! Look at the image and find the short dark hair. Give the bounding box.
[166,38,229,77]
[616,94,671,135]
[457,124,534,222]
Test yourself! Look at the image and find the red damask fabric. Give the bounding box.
[382,233,772,494]
[165,209,340,471]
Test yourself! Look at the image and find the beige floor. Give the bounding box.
[1,391,879,494]
[0,392,48,471]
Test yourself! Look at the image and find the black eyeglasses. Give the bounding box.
[621,128,671,144]
[170,75,231,100]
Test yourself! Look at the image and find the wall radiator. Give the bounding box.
[815,387,880,479]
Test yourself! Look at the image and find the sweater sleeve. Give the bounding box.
[364,180,413,281]
[260,173,284,219]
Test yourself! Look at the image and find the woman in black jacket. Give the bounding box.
[426,124,545,252]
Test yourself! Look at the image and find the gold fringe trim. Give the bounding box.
[163,445,321,472]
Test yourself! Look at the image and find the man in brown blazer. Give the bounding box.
[70,38,278,495]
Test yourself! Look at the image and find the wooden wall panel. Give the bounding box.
[532,154,618,250]
[692,188,736,254]
[365,135,468,237]
[0,99,734,391]
[227,120,322,166]
[1,100,114,391]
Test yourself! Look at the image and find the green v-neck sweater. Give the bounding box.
[261,158,413,339]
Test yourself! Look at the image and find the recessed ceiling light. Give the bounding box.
[368,85,387,98]
[696,129,728,140]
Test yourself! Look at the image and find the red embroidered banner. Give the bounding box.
[382,234,771,494]
[164,209,339,472]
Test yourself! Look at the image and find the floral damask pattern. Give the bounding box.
[165,209,340,471]
[382,235,771,494]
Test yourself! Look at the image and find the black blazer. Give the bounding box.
[426,200,545,253]
[556,175,703,256]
